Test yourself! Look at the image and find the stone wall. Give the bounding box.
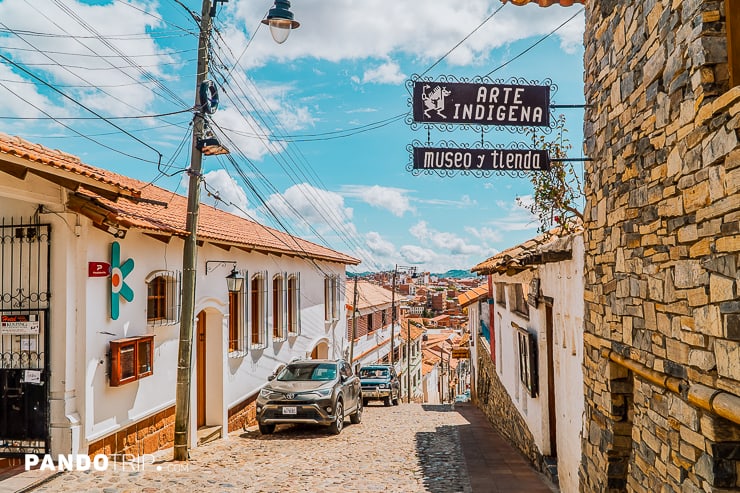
[475,338,543,472]
[581,0,740,491]
[87,406,175,458]
[228,393,258,433]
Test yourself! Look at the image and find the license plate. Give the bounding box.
[282,406,297,415]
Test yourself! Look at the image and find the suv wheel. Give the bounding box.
[383,396,391,407]
[392,394,399,406]
[350,397,363,424]
[259,423,275,435]
[329,400,344,435]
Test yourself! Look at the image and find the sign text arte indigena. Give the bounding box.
[413,81,550,127]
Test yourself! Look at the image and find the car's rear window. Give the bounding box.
[277,363,337,381]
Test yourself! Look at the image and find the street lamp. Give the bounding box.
[262,0,300,44]
[174,0,299,462]
[225,267,244,293]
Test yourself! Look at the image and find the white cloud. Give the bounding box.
[263,183,354,235]
[0,0,174,116]
[409,220,485,256]
[212,107,283,161]
[227,1,584,69]
[399,245,436,265]
[342,185,415,217]
[465,226,503,244]
[0,64,59,119]
[365,231,396,258]
[360,61,405,85]
[199,169,260,220]
[491,195,540,232]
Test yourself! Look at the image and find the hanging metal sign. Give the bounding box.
[412,81,550,127]
[412,146,550,172]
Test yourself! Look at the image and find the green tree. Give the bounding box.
[517,114,584,234]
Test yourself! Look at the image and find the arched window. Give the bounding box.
[272,273,287,341]
[250,271,267,348]
[287,273,301,335]
[146,271,181,326]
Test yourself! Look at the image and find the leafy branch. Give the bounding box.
[516,114,584,234]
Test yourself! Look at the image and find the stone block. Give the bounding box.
[687,287,709,307]
[695,305,723,337]
[714,339,740,381]
[674,260,709,288]
[715,236,740,254]
[678,224,699,243]
[696,196,739,222]
[688,348,716,371]
[726,314,740,341]
[689,238,713,258]
[710,274,736,303]
[658,195,684,217]
[680,425,706,450]
[667,338,690,362]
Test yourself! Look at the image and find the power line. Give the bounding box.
[420,3,507,77]
[484,8,584,78]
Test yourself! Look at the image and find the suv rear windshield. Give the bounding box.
[277,363,337,381]
[359,368,389,378]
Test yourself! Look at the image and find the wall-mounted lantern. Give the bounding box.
[225,267,244,293]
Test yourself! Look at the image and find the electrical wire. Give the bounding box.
[420,3,506,77]
[484,8,584,78]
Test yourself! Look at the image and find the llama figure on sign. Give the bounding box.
[421,85,451,119]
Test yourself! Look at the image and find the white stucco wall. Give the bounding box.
[0,171,352,454]
[489,234,584,493]
[539,235,584,493]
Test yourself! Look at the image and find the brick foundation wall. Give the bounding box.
[87,406,175,458]
[228,394,257,433]
[582,0,740,490]
[475,337,543,472]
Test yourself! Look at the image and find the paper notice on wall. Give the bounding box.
[1,314,40,335]
[20,338,37,352]
[23,370,42,384]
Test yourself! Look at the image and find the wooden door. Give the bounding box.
[197,311,206,428]
[545,304,557,457]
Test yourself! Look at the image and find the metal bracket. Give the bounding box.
[205,260,236,275]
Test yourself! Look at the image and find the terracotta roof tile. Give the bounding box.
[1,134,359,265]
[0,133,140,197]
[471,222,582,275]
[457,285,489,307]
[501,0,584,6]
[345,281,393,310]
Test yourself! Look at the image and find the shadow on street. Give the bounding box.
[416,424,471,493]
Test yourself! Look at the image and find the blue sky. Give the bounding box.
[0,0,585,273]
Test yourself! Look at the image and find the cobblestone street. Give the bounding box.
[32,404,472,493]
[22,403,554,493]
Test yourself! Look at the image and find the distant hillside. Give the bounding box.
[434,269,473,279]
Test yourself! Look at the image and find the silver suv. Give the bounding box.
[256,359,362,435]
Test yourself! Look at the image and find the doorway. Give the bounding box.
[196,310,206,428]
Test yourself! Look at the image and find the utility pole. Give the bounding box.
[389,266,397,368]
[174,0,212,462]
[349,276,358,372]
[407,318,411,403]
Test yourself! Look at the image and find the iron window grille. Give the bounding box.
[146,270,182,326]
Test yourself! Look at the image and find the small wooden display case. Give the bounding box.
[109,335,154,387]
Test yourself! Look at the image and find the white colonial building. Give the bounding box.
[0,134,358,467]
[471,226,585,493]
